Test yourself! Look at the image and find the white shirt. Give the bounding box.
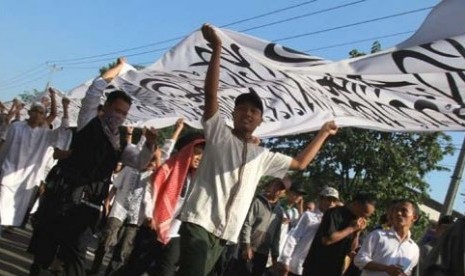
[109,166,148,224]
[279,206,301,254]
[76,77,107,131]
[110,136,157,224]
[41,125,73,181]
[180,111,292,242]
[278,210,323,275]
[0,119,69,226]
[139,138,176,224]
[168,174,192,238]
[354,229,420,276]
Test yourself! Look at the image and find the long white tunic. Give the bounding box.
[0,119,69,226]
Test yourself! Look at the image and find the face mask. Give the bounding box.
[102,110,126,133]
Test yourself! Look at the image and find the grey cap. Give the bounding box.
[320,186,339,200]
[30,102,45,111]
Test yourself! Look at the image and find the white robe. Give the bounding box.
[0,119,69,226]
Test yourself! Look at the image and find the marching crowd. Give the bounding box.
[0,24,462,276]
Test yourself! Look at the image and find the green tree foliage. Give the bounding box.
[264,126,453,239]
[99,61,145,75]
[370,41,382,54]
[99,61,117,76]
[18,88,42,104]
[264,41,455,238]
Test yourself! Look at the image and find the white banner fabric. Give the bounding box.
[109,0,465,137]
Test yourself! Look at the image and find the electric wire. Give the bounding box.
[48,0,322,64]
[273,6,433,42]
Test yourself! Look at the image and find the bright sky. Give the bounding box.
[2,0,463,213]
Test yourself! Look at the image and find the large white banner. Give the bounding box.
[111,0,465,137]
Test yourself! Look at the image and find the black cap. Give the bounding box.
[175,132,205,151]
[438,215,456,226]
[290,183,307,196]
[235,88,264,114]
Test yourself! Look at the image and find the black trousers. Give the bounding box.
[113,224,181,276]
[151,236,181,276]
[235,252,269,276]
[30,203,99,276]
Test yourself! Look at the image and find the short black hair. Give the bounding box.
[105,90,132,106]
[235,88,264,114]
[352,193,377,206]
[175,132,205,151]
[438,215,456,226]
[267,178,286,190]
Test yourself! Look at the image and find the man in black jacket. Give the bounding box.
[29,58,157,276]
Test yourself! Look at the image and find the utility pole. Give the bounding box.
[44,63,63,92]
[441,133,465,216]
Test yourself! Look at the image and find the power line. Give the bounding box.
[56,46,172,66]
[0,63,47,85]
[0,68,50,88]
[221,0,319,28]
[48,37,183,64]
[5,4,435,93]
[0,72,49,90]
[56,1,349,66]
[273,6,433,42]
[48,0,322,64]
[304,30,414,52]
[52,5,433,68]
[55,29,417,70]
[0,64,63,88]
[241,0,366,32]
[64,66,103,70]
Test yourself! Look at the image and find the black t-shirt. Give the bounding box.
[303,206,357,276]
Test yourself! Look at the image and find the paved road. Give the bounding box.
[0,225,108,276]
[0,226,33,275]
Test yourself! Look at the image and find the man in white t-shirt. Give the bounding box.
[278,183,307,256]
[277,186,340,275]
[177,24,338,276]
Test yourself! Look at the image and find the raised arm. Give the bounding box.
[120,127,158,170]
[6,99,19,123]
[0,101,6,114]
[62,97,70,119]
[102,57,126,83]
[201,24,222,121]
[158,118,185,163]
[171,118,184,142]
[47,96,71,148]
[45,88,58,126]
[289,121,338,170]
[77,57,127,131]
